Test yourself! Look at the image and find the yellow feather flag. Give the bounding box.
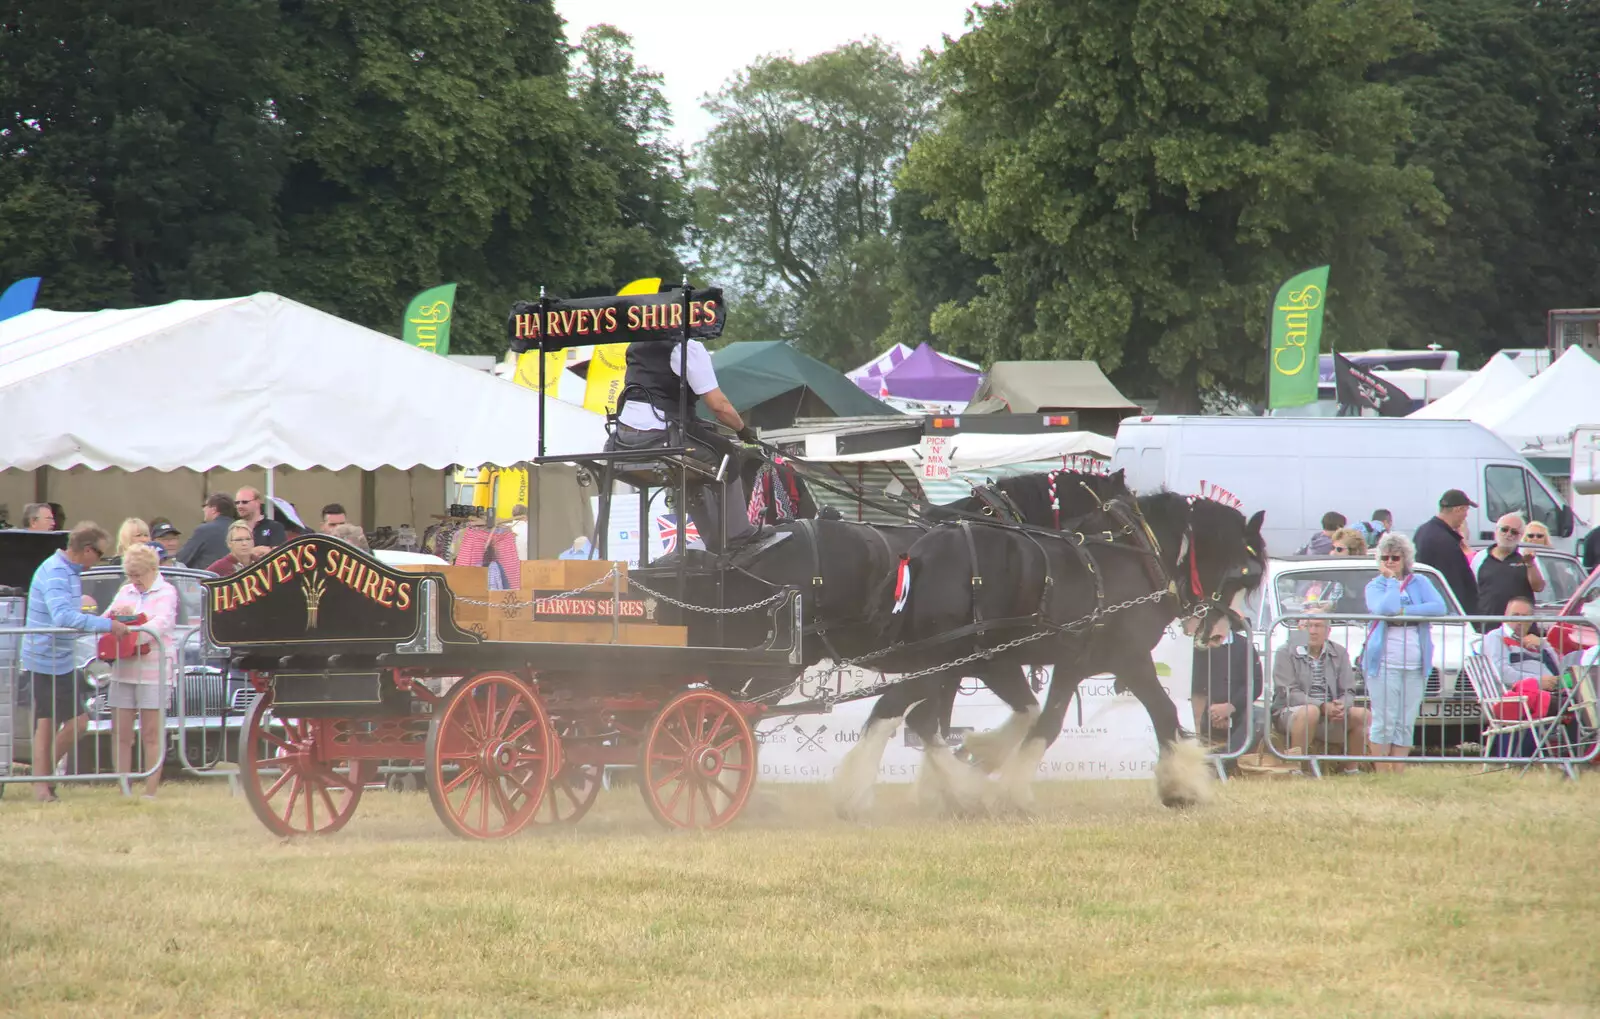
[508,348,566,396]
[583,277,661,415]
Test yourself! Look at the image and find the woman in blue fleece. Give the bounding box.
[1363,532,1447,773]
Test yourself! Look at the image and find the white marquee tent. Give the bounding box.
[0,294,605,546]
[1476,345,1600,448]
[1406,352,1530,421]
[0,293,605,470]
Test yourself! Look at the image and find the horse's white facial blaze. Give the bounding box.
[831,716,898,820]
[1205,613,1232,644]
[1227,583,1254,624]
[960,705,1040,774]
[1181,616,1201,637]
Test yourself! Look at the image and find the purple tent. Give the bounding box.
[878,342,982,402]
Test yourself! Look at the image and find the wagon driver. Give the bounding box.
[607,334,763,553]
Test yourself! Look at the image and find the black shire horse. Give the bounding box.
[831,493,1265,817]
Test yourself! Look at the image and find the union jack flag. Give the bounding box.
[656,514,701,554]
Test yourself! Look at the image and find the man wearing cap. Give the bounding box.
[149,520,183,561]
[1414,489,1479,615]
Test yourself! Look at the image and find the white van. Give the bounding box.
[1110,416,1581,556]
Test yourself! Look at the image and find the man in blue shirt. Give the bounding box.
[22,522,125,801]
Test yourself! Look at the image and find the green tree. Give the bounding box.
[879,185,993,352]
[570,25,691,289]
[1379,0,1586,354]
[0,0,287,308]
[902,0,1446,409]
[274,0,624,352]
[1535,0,1600,308]
[696,40,937,366]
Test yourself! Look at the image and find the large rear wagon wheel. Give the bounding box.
[425,671,552,840]
[241,692,365,837]
[639,689,756,830]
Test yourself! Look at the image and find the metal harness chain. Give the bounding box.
[452,567,623,609]
[773,585,1182,710]
[626,574,792,616]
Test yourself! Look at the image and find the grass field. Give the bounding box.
[1,768,1597,1018]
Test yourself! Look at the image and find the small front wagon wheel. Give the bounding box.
[241,692,364,837]
[639,689,756,830]
[425,671,552,840]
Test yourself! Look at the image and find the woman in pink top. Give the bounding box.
[104,545,178,798]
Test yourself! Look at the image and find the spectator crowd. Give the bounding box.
[12,490,366,801]
[1195,486,1598,773]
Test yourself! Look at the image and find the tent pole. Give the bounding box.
[265,467,274,507]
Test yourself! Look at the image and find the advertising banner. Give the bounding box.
[1266,266,1329,409]
[402,283,456,355]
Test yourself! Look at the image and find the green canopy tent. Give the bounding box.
[708,341,901,429]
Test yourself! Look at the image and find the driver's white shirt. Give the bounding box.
[617,341,718,431]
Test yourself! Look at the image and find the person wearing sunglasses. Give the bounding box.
[1468,513,1545,631]
[1363,532,1447,773]
[233,486,286,557]
[1329,528,1368,557]
[1522,523,1551,546]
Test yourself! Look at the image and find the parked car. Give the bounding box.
[8,563,252,777]
[1530,549,1588,611]
[1545,562,1600,659]
[1252,555,1481,736]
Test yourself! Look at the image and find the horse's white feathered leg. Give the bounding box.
[831,716,898,820]
[1155,738,1214,808]
[992,735,1047,814]
[960,705,1041,774]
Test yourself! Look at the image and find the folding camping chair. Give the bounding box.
[1556,652,1600,764]
[1461,651,1576,778]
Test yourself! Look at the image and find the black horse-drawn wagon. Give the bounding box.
[209,282,1268,840]
[206,539,802,839]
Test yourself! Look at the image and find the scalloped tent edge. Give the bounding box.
[0,293,608,471]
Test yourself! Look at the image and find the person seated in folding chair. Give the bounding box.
[1481,596,1580,751]
[605,336,764,554]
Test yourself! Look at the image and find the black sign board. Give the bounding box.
[203,538,426,648]
[506,288,726,353]
[529,592,655,622]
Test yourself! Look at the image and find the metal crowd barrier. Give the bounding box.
[1257,611,1600,779]
[0,624,169,796]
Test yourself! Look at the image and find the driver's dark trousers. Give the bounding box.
[606,423,756,552]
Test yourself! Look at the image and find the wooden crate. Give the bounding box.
[520,560,629,594]
[497,620,687,647]
[457,618,501,642]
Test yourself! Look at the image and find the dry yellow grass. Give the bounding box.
[1,769,1597,1018]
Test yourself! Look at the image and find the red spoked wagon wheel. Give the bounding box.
[425,671,553,840]
[639,689,756,830]
[241,692,365,837]
[531,717,603,826]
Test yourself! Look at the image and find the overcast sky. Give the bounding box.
[554,0,977,148]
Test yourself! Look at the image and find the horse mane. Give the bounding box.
[993,468,1129,528]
